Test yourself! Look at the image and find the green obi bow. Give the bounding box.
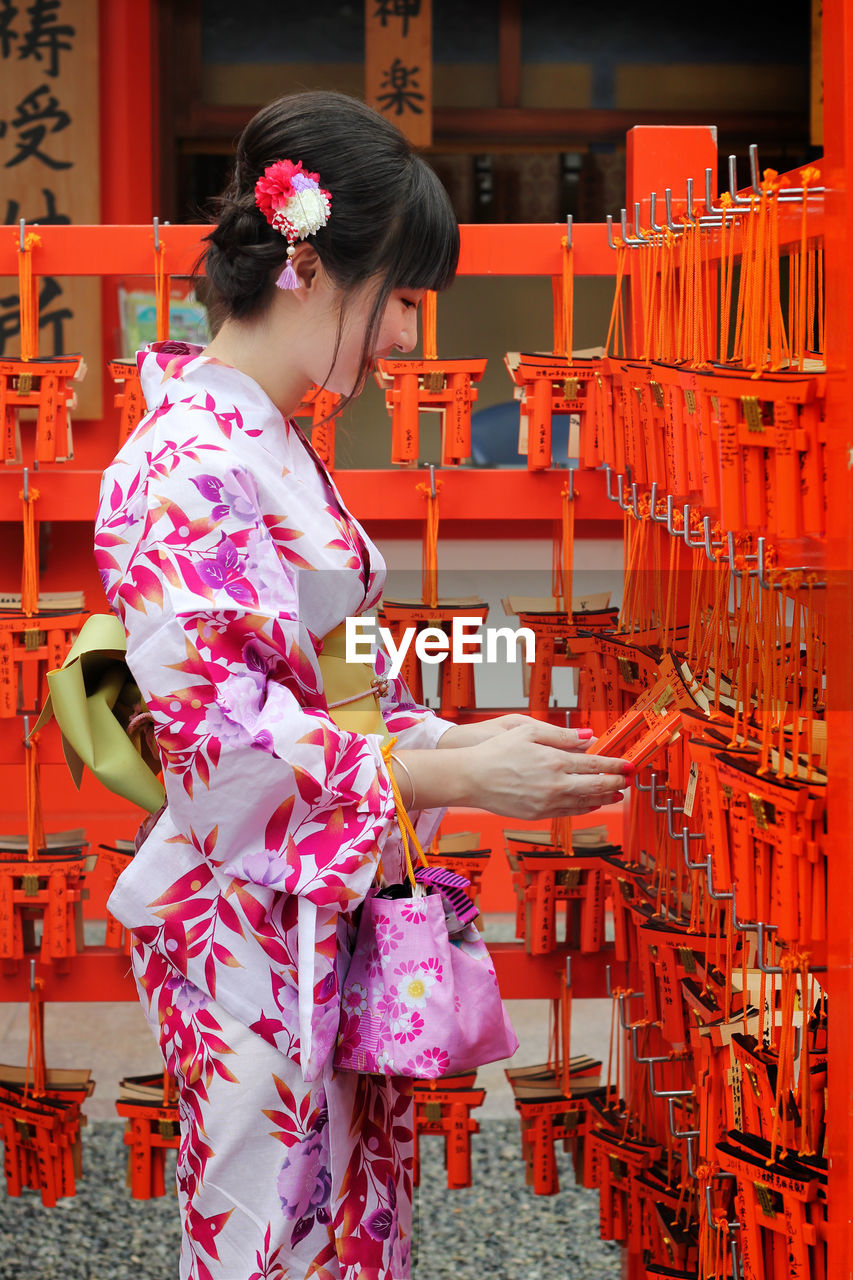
[34,613,166,814]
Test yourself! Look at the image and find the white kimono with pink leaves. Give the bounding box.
[95,341,450,1280]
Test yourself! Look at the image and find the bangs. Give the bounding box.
[387,160,460,293]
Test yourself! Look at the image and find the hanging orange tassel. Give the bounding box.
[154,235,170,344]
[20,482,40,617]
[25,726,45,862]
[422,290,437,361]
[16,230,42,362]
[415,478,441,608]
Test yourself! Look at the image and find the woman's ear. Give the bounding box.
[289,244,322,292]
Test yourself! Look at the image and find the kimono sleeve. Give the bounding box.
[373,640,455,750]
[109,453,399,914]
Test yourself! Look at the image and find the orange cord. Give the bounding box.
[153,237,170,343]
[422,289,437,361]
[25,727,45,862]
[16,231,42,362]
[415,479,441,608]
[19,484,40,617]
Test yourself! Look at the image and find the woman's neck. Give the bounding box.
[203,312,313,418]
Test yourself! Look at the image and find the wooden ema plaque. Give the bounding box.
[374,357,487,466]
[504,352,606,471]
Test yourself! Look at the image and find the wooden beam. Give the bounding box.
[174,103,809,153]
[498,0,521,109]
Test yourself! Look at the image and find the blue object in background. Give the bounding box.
[469,401,576,469]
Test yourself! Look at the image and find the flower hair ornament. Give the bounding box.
[254,159,332,290]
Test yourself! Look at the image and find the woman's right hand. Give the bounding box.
[460,719,630,819]
[394,721,631,819]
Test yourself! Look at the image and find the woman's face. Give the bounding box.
[315,278,425,397]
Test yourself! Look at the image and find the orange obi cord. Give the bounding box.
[25,726,45,861]
[380,737,428,886]
[422,289,437,361]
[415,476,441,608]
[16,230,42,362]
[154,232,170,343]
[20,482,40,616]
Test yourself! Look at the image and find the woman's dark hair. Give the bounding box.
[202,90,459,403]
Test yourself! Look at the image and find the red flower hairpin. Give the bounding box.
[255,159,332,290]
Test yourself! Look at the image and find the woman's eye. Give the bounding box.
[401,297,418,310]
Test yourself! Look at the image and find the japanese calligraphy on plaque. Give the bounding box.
[365,0,431,147]
[0,0,102,418]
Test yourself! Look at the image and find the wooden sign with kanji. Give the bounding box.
[365,0,432,148]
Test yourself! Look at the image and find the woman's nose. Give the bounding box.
[395,315,418,355]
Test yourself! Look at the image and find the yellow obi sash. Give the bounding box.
[316,621,389,741]
[35,615,389,813]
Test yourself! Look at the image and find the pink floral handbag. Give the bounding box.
[334,886,518,1078]
[333,748,518,1079]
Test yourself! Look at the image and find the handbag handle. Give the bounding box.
[381,737,429,890]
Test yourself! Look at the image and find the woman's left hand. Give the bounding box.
[436,713,593,753]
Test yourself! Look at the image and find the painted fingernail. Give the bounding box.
[621,762,635,779]
[577,727,594,741]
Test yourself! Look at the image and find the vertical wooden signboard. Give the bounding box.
[365,0,432,148]
[0,0,102,418]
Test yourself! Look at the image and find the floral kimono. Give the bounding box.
[94,341,450,1280]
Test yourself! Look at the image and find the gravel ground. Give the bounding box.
[0,1118,620,1280]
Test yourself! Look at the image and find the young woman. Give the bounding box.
[95,91,629,1280]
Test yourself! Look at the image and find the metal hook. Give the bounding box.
[731,897,757,934]
[685,177,694,222]
[22,465,28,503]
[648,481,667,524]
[566,466,575,501]
[704,167,726,217]
[664,494,676,536]
[706,859,734,902]
[727,530,757,580]
[620,208,645,247]
[633,767,653,794]
[566,214,572,249]
[606,214,617,251]
[30,958,36,992]
[615,474,629,512]
[616,990,646,1032]
[649,192,663,234]
[604,465,620,505]
[650,773,671,814]
[749,144,761,196]
[667,1096,700,1141]
[664,188,684,233]
[23,713,31,750]
[428,463,436,498]
[757,536,826,591]
[648,1060,693,1101]
[629,1024,669,1065]
[703,516,724,562]
[756,921,827,975]
[19,217,26,251]
[630,482,641,520]
[729,154,752,207]
[153,215,160,252]
[683,503,705,549]
[664,796,686,830]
